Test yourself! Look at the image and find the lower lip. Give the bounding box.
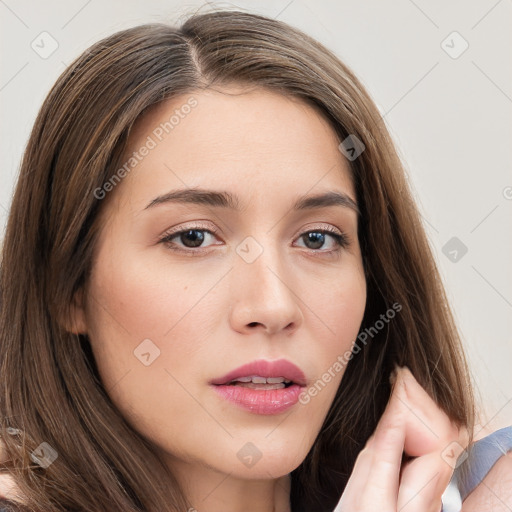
[211,384,304,415]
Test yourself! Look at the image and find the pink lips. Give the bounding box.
[209,359,307,415]
[210,358,307,386]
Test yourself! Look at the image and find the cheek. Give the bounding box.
[299,262,366,401]
[87,244,366,397]
[83,251,223,448]
[83,240,367,477]
[83,244,233,412]
[307,260,367,352]
[86,246,225,359]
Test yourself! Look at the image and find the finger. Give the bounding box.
[395,367,469,511]
[398,367,467,457]
[335,365,468,512]
[355,365,409,508]
[334,366,406,510]
[397,451,446,512]
[332,434,374,511]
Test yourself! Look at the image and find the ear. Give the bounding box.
[62,287,88,335]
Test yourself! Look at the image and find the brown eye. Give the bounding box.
[158,224,350,257]
[296,229,349,251]
[160,228,218,251]
[174,229,206,248]
[158,222,222,256]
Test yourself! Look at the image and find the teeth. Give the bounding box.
[230,376,292,384]
[266,377,286,384]
[234,376,253,383]
[235,382,285,390]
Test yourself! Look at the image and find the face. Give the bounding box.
[73,85,366,489]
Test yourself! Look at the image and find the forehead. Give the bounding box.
[110,85,356,215]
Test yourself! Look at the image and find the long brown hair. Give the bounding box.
[0,8,475,512]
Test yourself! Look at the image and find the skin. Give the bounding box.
[0,86,509,510]
[461,451,512,511]
[336,366,470,511]
[72,85,367,511]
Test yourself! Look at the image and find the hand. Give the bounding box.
[333,365,469,512]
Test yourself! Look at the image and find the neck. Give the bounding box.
[167,457,292,512]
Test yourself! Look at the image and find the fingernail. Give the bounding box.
[389,365,401,385]
[399,365,414,382]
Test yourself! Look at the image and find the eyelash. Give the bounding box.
[158,223,351,257]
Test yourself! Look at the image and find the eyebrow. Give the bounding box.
[144,188,360,215]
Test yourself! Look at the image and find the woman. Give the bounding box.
[0,9,510,512]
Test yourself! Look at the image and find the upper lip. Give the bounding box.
[210,358,307,387]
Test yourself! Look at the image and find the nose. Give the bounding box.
[228,241,304,336]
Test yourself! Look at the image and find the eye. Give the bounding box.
[159,223,221,256]
[294,226,350,253]
[158,223,351,256]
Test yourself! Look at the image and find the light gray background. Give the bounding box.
[1,0,511,433]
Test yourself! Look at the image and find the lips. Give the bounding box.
[209,358,307,387]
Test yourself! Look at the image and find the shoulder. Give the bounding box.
[461,452,512,510]
[0,438,24,508]
[459,424,512,511]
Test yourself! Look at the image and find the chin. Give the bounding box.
[217,438,309,479]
